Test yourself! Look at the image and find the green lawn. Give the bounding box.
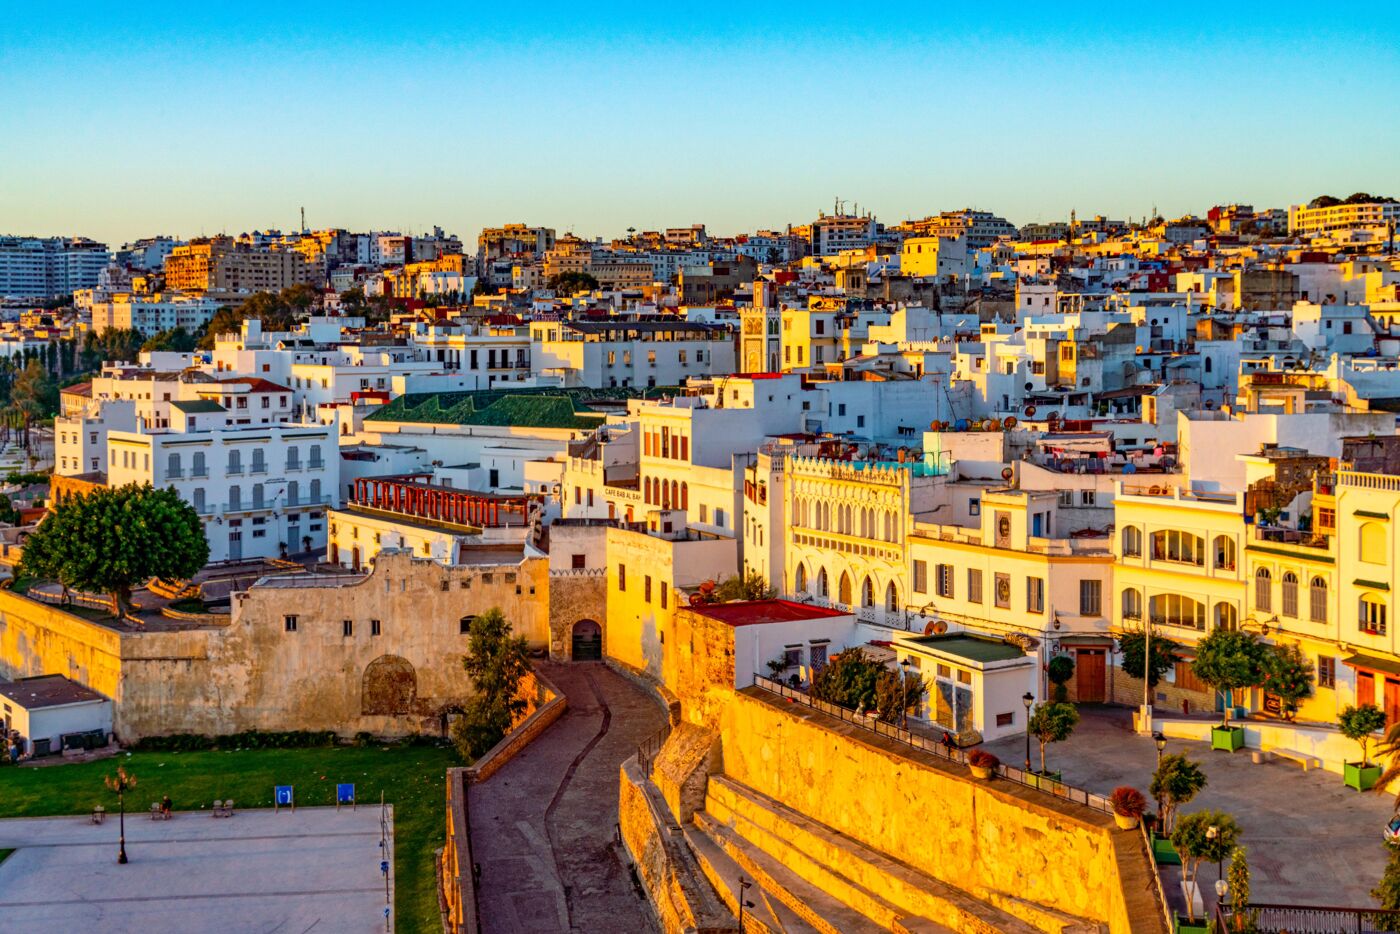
[0,744,458,932]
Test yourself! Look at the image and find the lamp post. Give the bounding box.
[1152,731,1167,828]
[1214,878,1229,914]
[1205,824,1223,890]
[738,876,754,930]
[105,764,136,865]
[900,658,912,730]
[1022,691,1035,773]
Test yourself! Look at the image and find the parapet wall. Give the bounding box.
[720,688,1166,934]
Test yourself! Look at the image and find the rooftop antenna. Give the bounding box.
[300,206,305,233]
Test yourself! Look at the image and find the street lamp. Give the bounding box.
[1022,691,1035,773]
[1206,824,1223,888]
[1154,731,1167,763]
[1214,878,1229,912]
[738,876,754,930]
[104,764,137,865]
[899,658,912,730]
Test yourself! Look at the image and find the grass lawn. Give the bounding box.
[0,744,459,932]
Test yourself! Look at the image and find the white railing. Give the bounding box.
[1339,470,1400,493]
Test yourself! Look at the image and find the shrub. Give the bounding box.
[1028,702,1079,774]
[1192,630,1269,726]
[968,749,999,769]
[1047,655,1075,702]
[353,731,377,747]
[1109,786,1147,818]
[131,730,337,752]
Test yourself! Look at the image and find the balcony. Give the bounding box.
[1252,526,1330,551]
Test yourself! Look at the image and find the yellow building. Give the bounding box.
[1112,483,1247,714]
[164,238,313,295]
[1334,469,1400,725]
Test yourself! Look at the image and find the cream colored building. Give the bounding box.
[164,238,314,296]
[1112,483,1247,713]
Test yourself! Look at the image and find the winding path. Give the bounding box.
[469,662,665,934]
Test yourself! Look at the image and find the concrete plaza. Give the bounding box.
[982,707,1395,908]
[0,806,393,933]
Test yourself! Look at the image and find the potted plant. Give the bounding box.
[1149,753,1207,865]
[967,749,999,780]
[1047,654,1075,702]
[1172,810,1241,933]
[1109,786,1147,830]
[1191,630,1267,752]
[1027,702,1079,785]
[1339,704,1387,791]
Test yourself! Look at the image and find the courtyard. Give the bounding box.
[981,707,1396,909]
[0,808,391,933]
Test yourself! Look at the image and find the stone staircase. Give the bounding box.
[688,775,1097,934]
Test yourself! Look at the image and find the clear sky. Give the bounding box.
[3,3,1398,246]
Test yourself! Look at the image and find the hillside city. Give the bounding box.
[2,194,1400,933]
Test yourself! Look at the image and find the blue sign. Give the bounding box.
[275,785,294,806]
[337,783,355,805]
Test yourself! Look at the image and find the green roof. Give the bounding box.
[366,386,680,430]
[171,400,226,414]
[905,634,1027,664]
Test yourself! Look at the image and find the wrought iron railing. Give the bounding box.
[636,725,670,774]
[751,675,1112,813]
[1228,903,1400,933]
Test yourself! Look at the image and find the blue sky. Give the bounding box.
[3,3,1398,246]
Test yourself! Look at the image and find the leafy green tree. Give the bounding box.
[546,272,599,295]
[811,648,882,713]
[874,667,927,726]
[141,327,198,353]
[0,495,20,525]
[1150,753,1207,835]
[1047,655,1075,702]
[1342,704,1388,768]
[1172,811,1241,922]
[11,359,58,450]
[340,286,367,312]
[1028,702,1079,775]
[1117,631,1178,688]
[1261,643,1314,722]
[20,484,208,617]
[84,328,145,365]
[1191,630,1269,726]
[713,570,775,602]
[452,608,532,761]
[1228,846,1256,932]
[197,287,311,349]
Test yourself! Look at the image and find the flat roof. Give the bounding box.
[903,634,1027,664]
[0,675,107,709]
[691,599,850,627]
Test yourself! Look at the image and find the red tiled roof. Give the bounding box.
[212,378,292,393]
[61,382,92,397]
[692,599,849,626]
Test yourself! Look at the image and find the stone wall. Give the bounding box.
[0,550,553,740]
[439,767,480,934]
[545,568,606,661]
[719,689,1165,934]
[618,758,735,934]
[463,669,567,784]
[1107,663,1214,717]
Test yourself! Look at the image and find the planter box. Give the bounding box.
[969,764,993,780]
[1113,812,1140,830]
[1152,833,1181,865]
[1027,770,1063,789]
[1211,725,1245,752]
[1345,761,1382,792]
[1175,914,1209,934]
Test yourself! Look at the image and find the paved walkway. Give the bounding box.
[0,807,393,933]
[981,707,1394,909]
[470,662,665,934]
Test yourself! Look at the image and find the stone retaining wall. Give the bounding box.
[439,767,480,934]
[464,668,567,784]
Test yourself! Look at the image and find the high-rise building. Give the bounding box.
[0,236,111,302]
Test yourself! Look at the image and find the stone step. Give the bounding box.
[696,809,893,933]
[706,775,1053,934]
[684,821,803,934]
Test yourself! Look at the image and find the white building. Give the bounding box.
[90,293,224,336]
[105,402,339,562]
[0,236,110,302]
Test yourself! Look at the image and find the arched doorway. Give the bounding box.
[572,619,602,661]
[361,655,417,715]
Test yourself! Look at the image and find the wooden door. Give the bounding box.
[1076,648,1106,702]
[1386,678,1400,727]
[1360,672,1376,708]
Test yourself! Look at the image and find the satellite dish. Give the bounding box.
[1004,416,1018,429]
[1025,405,1037,417]
[1001,467,1014,480]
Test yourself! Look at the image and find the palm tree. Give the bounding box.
[1371,721,1400,804]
